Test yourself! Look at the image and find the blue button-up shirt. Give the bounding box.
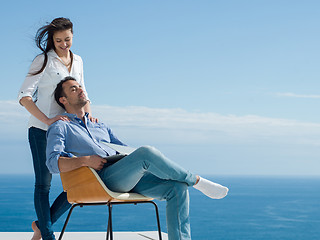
[46,113,125,173]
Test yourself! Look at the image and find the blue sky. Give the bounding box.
[1,1,320,176]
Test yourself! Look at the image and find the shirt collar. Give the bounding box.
[47,49,58,58]
[63,112,89,121]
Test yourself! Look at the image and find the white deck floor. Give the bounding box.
[0,231,168,240]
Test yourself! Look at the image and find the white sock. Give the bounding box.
[193,177,229,199]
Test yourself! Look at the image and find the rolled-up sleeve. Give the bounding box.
[46,121,74,174]
[18,55,45,102]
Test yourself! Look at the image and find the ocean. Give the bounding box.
[0,174,319,240]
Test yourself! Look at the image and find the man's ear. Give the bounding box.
[59,96,67,106]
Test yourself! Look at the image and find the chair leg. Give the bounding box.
[149,201,162,240]
[106,203,113,240]
[107,201,162,240]
[59,201,161,240]
[58,204,80,240]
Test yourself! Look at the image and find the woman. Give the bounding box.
[18,17,95,240]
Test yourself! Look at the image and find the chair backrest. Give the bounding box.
[60,167,152,204]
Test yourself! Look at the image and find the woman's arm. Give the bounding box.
[77,56,97,122]
[20,96,69,126]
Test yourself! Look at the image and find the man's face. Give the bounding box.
[61,80,87,108]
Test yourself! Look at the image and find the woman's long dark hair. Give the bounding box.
[30,17,74,75]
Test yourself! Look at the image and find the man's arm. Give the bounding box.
[46,121,106,173]
[58,155,106,173]
[106,125,126,146]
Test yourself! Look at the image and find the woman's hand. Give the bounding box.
[46,115,69,126]
[84,104,98,123]
[88,114,98,123]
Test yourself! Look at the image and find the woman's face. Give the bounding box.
[53,29,73,56]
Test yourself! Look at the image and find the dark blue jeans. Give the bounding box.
[28,127,71,240]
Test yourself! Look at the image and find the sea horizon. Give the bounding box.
[1,174,319,239]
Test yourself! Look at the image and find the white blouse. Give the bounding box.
[18,50,89,131]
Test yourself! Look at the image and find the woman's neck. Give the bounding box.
[55,50,70,59]
[55,50,72,72]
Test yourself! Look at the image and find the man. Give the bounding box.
[46,77,229,240]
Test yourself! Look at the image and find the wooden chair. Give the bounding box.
[58,166,162,240]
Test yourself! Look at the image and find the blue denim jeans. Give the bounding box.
[28,127,71,240]
[98,146,198,240]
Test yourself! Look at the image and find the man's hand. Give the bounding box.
[87,155,107,170]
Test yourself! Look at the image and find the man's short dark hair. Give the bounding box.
[54,76,77,110]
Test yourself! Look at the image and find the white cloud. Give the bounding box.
[91,104,320,146]
[2,100,320,175]
[276,92,320,99]
[3,100,320,145]
[0,100,30,138]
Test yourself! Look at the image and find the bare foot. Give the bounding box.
[31,221,42,240]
